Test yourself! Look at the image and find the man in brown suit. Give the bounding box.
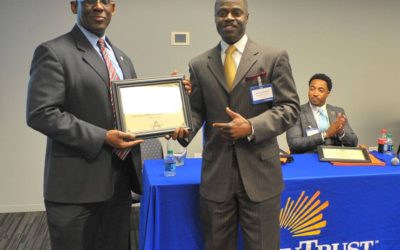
[177,0,300,249]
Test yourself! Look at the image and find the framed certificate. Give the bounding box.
[317,146,371,163]
[112,75,193,139]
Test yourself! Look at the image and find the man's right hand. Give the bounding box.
[325,113,347,138]
[105,130,144,149]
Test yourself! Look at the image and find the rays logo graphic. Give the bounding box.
[280,191,329,237]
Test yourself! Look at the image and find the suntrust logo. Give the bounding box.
[279,191,379,250]
[280,239,379,250]
[280,191,329,237]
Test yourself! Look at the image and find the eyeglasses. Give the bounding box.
[78,0,113,5]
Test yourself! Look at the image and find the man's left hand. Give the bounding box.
[171,70,192,95]
[213,107,252,140]
[335,113,347,135]
[169,127,189,140]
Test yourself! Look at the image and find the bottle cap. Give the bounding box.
[381,128,387,133]
[387,133,392,138]
[167,150,174,154]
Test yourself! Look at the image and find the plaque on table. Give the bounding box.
[317,146,371,163]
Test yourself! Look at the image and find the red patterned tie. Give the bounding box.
[98,38,130,160]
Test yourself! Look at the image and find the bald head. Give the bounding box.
[214,0,249,44]
[215,0,248,13]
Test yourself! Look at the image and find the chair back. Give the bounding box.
[140,138,163,163]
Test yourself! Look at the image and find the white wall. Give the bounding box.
[0,0,399,212]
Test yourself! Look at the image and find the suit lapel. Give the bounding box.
[233,40,258,90]
[114,51,128,79]
[326,104,337,124]
[304,103,318,129]
[107,39,131,80]
[71,26,109,88]
[207,45,230,93]
[207,40,259,94]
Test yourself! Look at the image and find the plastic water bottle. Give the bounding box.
[386,133,394,156]
[164,141,176,177]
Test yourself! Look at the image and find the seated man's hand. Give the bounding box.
[325,113,347,137]
[335,113,347,135]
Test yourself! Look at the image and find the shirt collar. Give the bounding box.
[309,102,327,114]
[220,34,248,54]
[77,23,109,49]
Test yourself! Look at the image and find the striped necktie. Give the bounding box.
[224,45,237,91]
[98,38,130,160]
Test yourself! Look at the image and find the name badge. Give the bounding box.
[306,128,319,136]
[250,84,274,105]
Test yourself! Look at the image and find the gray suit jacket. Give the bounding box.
[26,26,142,203]
[286,102,358,154]
[187,40,300,202]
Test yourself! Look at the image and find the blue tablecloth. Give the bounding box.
[139,153,400,250]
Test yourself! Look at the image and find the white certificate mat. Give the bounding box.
[120,83,185,133]
[112,75,192,139]
[318,146,371,163]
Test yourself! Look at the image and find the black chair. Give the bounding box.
[132,138,164,203]
[140,138,164,163]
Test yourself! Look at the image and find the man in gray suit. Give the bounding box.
[286,73,358,154]
[26,1,143,249]
[177,0,300,249]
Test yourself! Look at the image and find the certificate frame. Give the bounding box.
[112,75,193,139]
[317,146,371,163]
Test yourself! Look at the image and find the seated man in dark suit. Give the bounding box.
[286,73,358,153]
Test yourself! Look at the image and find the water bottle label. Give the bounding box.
[165,163,176,171]
[164,154,176,177]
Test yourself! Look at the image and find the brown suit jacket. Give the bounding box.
[187,39,300,202]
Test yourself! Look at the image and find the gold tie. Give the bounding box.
[224,45,237,91]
